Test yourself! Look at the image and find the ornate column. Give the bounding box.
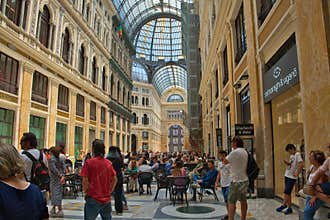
[18,63,34,146]
[56,7,64,55]
[47,79,59,148]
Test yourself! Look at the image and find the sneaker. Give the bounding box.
[56,210,64,218]
[276,205,287,212]
[284,207,293,215]
[123,205,128,210]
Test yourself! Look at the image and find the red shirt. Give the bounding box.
[81,156,116,204]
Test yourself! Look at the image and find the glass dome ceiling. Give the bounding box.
[112,0,186,37]
[132,61,149,83]
[134,17,183,62]
[153,65,187,95]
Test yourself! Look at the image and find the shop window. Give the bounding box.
[88,129,95,151]
[29,115,46,149]
[101,107,106,124]
[38,6,51,48]
[90,101,96,121]
[0,52,19,94]
[58,84,69,112]
[0,108,14,144]
[222,47,229,86]
[55,122,67,151]
[74,126,83,159]
[240,87,251,123]
[32,71,48,105]
[76,94,85,117]
[257,0,277,26]
[62,28,71,64]
[235,5,247,65]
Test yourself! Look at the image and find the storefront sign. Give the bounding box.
[216,128,222,147]
[263,45,299,102]
[235,124,254,136]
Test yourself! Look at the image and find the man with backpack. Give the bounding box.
[223,136,250,220]
[20,132,50,192]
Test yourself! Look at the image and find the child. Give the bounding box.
[276,144,304,215]
[216,150,230,220]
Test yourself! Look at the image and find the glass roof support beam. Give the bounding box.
[149,19,158,61]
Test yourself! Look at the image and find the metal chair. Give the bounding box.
[169,176,190,207]
[154,169,171,201]
[199,171,219,202]
[138,172,153,195]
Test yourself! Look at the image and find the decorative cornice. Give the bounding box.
[108,97,132,120]
[109,58,133,88]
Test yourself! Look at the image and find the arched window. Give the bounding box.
[122,87,126,105]
[142,97,145,106]
[146,98,149,106]
[167,94,184,102]
[62,28,70,63]
[102,67,106,91]
[142,114,149,125]
[132,112,137,124]
[78,45,85,75]
[135,96,138,104]
[85,4,90,22]
[91,57,97,84]
[39,6,50,48]
[131,95,134,104]
[110,74,114,96]
[117,81,120,101]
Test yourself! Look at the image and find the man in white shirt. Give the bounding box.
[276,144,304,215]
[20,132,48,181]
[223,136,249,220]
[138,160,153,173]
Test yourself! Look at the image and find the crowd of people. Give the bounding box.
[0,131,329,220]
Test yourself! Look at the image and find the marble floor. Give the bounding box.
[50,185,300,220]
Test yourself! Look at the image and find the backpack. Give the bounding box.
[22,151,50,191]
[246,150,259,182]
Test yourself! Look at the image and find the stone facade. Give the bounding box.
[198,0,330,198]
[0,0,133,158]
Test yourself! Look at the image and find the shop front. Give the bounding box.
[263,35,304,199]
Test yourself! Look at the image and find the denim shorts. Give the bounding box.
[84,196,112,220]
[221,186,229,203]
[284,177,296,195]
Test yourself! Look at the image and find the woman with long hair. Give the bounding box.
[49,146,66,217]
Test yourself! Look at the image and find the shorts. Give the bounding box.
[228,181,249,204]
[221,186,230,203]
[284,177,296,195]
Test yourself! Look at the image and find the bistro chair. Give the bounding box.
[138,172,153,195]
[154,169,171,201]
[169,176,190,207]
[199,171,219,202]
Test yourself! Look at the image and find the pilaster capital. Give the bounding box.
[22,62,35,74]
